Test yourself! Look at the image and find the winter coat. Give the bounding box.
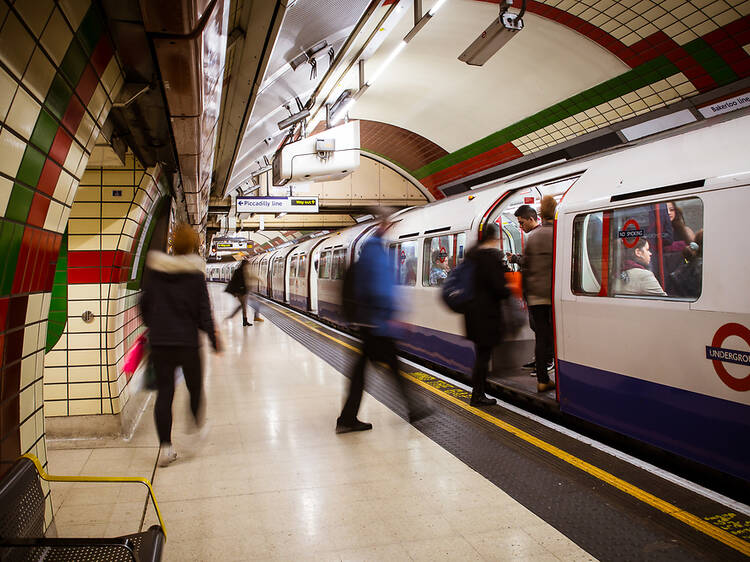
[614,260,666,296]
[225,264,247,297]
[140,251,218,349]
[353,234,398,337]
[667,258,701,298]
[464,246,510,346]
[522,221,554,306]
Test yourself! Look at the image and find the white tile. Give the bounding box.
[0,127,27,177]
[0,175,13,216]
[0,66,19,123]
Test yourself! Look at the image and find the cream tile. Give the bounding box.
[0,11,36,79]
[17,0,55,38]
[0,127,27,177]
[40,8,73,66]
[0,66,18,123]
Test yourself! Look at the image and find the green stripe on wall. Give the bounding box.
[413,55,680,179]
[682,38,738,86]
[46,230,68,352]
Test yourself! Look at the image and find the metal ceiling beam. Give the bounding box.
[214,1,287,199]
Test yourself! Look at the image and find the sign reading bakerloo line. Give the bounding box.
[236,196,319,214]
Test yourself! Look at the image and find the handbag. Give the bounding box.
[501,296,526,337]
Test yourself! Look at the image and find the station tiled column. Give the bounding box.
[43,155,167,436]
[0,0,124,510]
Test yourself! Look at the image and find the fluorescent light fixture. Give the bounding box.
[620,109,697,141]
[366,40,406,86]
[429,0,448,15]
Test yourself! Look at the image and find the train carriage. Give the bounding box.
[246,114,749,481]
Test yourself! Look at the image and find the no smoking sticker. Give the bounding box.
[618,219,643,248]
[706,323,750,391]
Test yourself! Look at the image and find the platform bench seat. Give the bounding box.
[0,456,165,562]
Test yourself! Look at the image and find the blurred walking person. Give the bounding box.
[226,259,252,326]
[464,223,510,406]
[337,218,425,433]
[141,224,221,466]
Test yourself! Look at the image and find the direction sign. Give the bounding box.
[237,196,319,214]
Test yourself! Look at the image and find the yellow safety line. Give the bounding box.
[263,300,750,556]
[22,453,167,540]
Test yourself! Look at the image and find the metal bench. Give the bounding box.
[0,454,166,561]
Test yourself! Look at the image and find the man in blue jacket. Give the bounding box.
[336,219,424,433]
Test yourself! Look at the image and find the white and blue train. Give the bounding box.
[210,114,750,482]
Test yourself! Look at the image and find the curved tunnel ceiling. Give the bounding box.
[225,0,750,198]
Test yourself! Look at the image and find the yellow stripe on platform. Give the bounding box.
[262,300,750,556]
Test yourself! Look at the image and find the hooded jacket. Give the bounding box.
[464,246,510,346]
[140,251,218,349]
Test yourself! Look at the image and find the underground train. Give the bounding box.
[209,114,750,482]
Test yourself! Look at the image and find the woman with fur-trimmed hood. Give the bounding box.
[140,224,221,467]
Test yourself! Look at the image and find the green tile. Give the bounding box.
[30,109,58,154]
[60,40,88,86]
[16,146,46,187]
[683,38,737,86]
[77,5,104,55]
[45,74,73,120]
[1,223,23,295]
[5,183,34,222]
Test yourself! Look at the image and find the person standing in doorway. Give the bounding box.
[464,223,510,406]
[336,218,426,433]
[141,224,221,466]
[520,196,557,393]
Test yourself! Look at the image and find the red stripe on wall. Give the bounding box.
[420,142,523,190]
[68,250,133,284]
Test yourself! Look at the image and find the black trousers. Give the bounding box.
[151,345,203,444]
[227,294,248,323]
[471,344,493,401]
[529,305,553,384]
[339,328,414,423]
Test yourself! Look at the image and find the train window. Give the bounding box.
[572,197,703,300]
[393,241,418,286]
[319,251,331,279]
[422,233,466,287]
[290,256,298,278]
[331,248,347,279]
[298,254,307,278]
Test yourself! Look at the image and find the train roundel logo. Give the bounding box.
[438,247,448,263]
[706,323,750,392]
[618,219,643,248]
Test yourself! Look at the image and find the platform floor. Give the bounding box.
[47,286,593,561]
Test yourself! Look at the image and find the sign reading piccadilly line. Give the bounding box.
[236,196,319,214]
[706,323,750,392]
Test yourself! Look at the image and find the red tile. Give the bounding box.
[68,268,100,284]
[75,64,98,105]
[68,251,102,268]
[6,296,27,332]
[27,192,51,228]
[48,129,74,167]
[62,96,86,135]
[91,35,114,76]
[37,158,63,197]
[0,298,7,332]
[11,230,33,294]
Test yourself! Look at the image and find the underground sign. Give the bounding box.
[706,323,750,391]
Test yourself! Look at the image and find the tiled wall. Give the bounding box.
[411,0,750,190]
[44,156,167,418]
[0,0,123,501]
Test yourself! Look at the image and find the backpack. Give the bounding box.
[341,259,358,324]
[225,266,246,296]
[441,258,476,313]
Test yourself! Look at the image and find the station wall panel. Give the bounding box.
[0,0,124,508]
[43,155,167,420]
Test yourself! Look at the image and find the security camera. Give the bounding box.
[459,0,525,66]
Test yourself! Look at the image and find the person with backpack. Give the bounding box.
[225,260,252,326]
[337,219,425,433]
[463,223,510,406]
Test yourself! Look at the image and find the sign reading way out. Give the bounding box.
[237,196,319,214]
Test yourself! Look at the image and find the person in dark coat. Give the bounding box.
[140,224,221,467]
[464,223,510,406]
[225,260,252,326]
[336,218,426,433]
